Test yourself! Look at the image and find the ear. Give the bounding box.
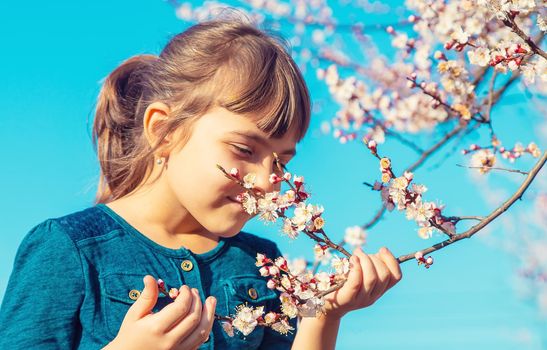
[143,102,173,152]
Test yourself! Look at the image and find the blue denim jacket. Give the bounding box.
[0,203,296,349]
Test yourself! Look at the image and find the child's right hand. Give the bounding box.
[103,275,216,350]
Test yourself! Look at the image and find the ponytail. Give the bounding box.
[92,55,157,203]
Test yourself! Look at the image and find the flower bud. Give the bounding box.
[380,157,391,169]
[444,40,455,50]
[229,167,240,178]
[434,50,445,60]
[269,173,282,184]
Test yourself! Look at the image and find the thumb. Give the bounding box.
[126,275,158,321]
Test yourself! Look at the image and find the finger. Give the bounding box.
[168,288,203,342]
[354,247,378,295]
[379,247,403,289]
[368,254,392,300]
[151,285,193,332]
[336,254,362,301]
[176,296,217,350]
[125,275,159,321]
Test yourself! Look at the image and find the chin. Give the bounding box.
[211,222,245,239]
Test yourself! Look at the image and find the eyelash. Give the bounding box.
[231,145,288,169]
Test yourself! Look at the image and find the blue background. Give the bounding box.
[0,1,545,349]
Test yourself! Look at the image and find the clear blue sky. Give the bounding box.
[0,1,545,349]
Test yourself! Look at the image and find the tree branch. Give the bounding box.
[501,16,547,61]
[397,151,546,263]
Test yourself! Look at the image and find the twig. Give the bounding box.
[429,219,454,238]
[485,70,497,122]
[501,16,547,61]
[397,151,546,263]
[445,215,485,222]
[456,164,529,175]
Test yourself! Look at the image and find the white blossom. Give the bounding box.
[343,226,367,247]
[232,305,264,336]
[467,47,491,66]
[315,272,331,291]
[243,173,257,189]
[450,26,469,43]
[331,256,350,275]
[257,191,279,223]
[270,319,294,335]
[241,193,257,215]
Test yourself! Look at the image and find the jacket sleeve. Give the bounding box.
[0,219,85,349]
[258,243,297,350]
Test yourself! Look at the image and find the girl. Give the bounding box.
[0,15,402,350]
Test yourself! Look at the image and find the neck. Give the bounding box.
[104,176,219,254]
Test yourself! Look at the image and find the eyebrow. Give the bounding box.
[227,131,297,156]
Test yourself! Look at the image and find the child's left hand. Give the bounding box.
[323,246,402,319]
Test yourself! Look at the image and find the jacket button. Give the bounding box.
[128,289,141,300]
[181,260,194,272]
[248,288,258,300]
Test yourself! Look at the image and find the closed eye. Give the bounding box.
[231,144,290,170]
[231,144,253,156]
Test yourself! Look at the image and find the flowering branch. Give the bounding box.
[362,122,468,229]
[397,151,546,263]
[500,14,547,61]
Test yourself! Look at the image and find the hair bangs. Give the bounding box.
[211,43,310,142]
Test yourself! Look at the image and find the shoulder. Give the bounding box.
[228,231,283,258]
[22,204,119,247]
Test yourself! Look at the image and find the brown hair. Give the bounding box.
[92,13,311,204]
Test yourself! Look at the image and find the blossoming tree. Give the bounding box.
[158,0,546,341]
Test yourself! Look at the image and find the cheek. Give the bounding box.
[166,150,237,205]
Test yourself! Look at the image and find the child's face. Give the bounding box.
[164,106,298,238]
